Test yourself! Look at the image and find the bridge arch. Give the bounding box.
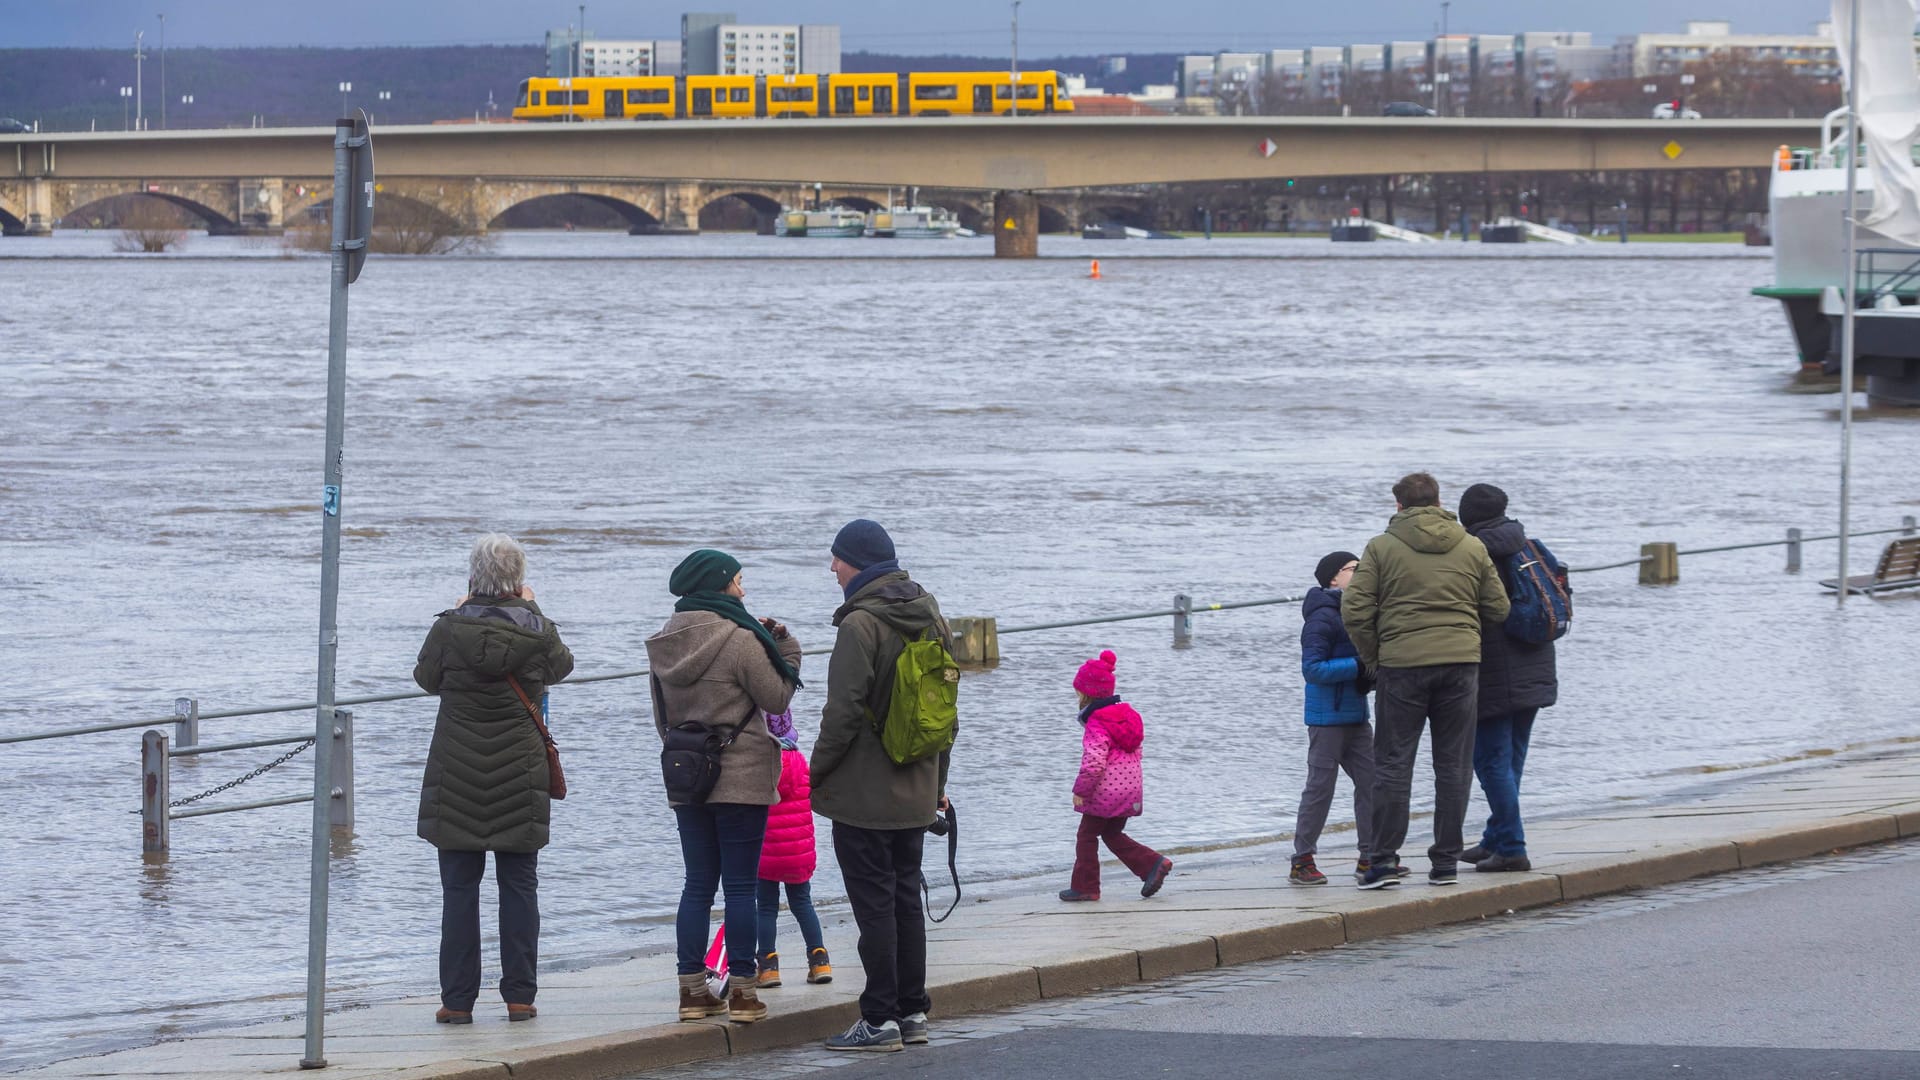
[700,190,785,233]
[826,194,884,213]
[489,192,662,234]
[1037,202,1074,234]
[62,191,237,233]
[1084,203,1153,231]
[0,193,23,236]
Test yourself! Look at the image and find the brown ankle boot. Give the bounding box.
[726,974,767,1023]
[678,972,727,1021]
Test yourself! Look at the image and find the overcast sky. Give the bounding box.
[11,1,1835,52]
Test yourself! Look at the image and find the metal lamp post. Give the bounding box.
[120,86,132,130]
[375,89,391,125]
[135,31,145,130]
[338,81,352,116]
[158,12,167,129]
[179,93,193,127]
[1010,1,1021,118]
[1678,71,1695,116]
[1838,0,1863,604]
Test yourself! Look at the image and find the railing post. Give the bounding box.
[142,729,170,855]
[947,617,1000,668]
[173,696,199,749]
[1904,515,1917,537]
[1638,542,1679,585]
[1786,528,1803,573]
[329,710,354,830]
[1172,593,1193,649]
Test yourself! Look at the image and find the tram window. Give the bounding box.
[858,85,870,101]
[792,86,813,102]
[517,88,529,107]
[628,88,669,104]
[994,85,1041,100]
[770,87,789,102]
[917,84,958,100]
[730,87,751,103]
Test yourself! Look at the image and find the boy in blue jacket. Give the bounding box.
[1292,551,1385,885]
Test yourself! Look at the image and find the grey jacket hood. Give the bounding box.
[647,611,742,689]
[1386,505,1469,555]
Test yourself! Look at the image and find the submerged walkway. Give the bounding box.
[29,744,1920,1080]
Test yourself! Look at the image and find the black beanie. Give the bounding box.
[832,518,896,570]
[1458,483,1509,527]
[1315,550,1360,589]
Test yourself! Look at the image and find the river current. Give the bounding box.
[1,232,1916,1070]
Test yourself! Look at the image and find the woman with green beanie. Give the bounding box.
[647,549,803,1026]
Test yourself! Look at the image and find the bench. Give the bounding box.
[1820,536,1920,595]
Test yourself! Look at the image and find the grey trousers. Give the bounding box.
[1367,663,1479,871]
[1292,722,1376,859]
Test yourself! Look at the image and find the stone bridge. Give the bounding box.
[0,174,1152,237]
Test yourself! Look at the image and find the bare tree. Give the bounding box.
[111,198,189,253]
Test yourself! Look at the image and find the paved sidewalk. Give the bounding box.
[27,744,1920,1080]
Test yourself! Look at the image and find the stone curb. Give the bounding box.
[371,812,1911,1080]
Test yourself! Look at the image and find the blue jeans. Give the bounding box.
[1473,708,1538,857]
[756,879,825,961]
[674,803,769,978]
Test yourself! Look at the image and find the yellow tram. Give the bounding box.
[513,70,1075,121]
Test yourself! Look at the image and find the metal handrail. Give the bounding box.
[171,792,315,819]
[171,733,313,758]
[3,519,1913,746]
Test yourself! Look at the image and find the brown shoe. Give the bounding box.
[678,973,728,1022]
[726,975,767,1024]
[434,1007,473,1025]
[506,1003,537,1022]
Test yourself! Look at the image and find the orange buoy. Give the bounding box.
[1089,259,1102,280]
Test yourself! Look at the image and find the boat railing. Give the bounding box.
[1857,247,1920,303]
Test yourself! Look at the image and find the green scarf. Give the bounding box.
[669,549,802,688]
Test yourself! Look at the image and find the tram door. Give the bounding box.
[835,86,855,115]
[875,85,892,115]
[692,88,713,116]
[1044,84,1055,112]
[604,89,624,118]
[973,85,995,114]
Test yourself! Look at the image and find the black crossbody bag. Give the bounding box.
[655,675,757,804]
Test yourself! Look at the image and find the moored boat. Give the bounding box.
[775,207,866,238]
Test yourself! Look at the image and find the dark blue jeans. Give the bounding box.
[756,879,826,961]
[1473,708,1538,857]
[674,803,769,978]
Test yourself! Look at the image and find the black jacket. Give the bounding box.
[1465,517,1558,719]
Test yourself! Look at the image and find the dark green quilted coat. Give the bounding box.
[414,596,575,852]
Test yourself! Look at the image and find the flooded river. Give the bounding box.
[1,232,1916,1070]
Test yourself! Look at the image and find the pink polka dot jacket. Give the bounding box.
[757,747,817,884]
[1073,700,1146,818]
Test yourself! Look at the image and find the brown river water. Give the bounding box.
[0,232,1915,1069]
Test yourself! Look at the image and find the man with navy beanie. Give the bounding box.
[814,519,952,1052]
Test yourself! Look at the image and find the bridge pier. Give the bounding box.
[232,178,286,235]
[21,178,54,236]
[656,182,703,235]
[993,190,1038,258]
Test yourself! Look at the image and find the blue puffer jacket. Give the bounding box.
[1301,587,1369,726]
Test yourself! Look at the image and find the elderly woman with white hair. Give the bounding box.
[414,533,574,1026]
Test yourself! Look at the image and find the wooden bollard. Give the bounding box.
[1639,542,1679,585]
[948,617,1000,668]
[142,729,170,855]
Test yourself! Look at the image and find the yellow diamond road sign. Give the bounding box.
[1663,140,1684,160]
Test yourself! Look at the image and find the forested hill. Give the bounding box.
[0,45,542,130]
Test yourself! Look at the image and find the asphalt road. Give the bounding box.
[630,842,1920,1079]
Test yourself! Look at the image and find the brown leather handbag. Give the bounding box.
[506,674,568,801]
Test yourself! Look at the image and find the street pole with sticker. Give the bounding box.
[302,109,372,1071]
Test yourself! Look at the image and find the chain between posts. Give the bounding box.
[136,737,316,813]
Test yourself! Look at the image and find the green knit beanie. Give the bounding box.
[669,549,741,597]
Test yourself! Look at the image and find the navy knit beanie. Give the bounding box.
[832,519,896,570]
[1315,550,1359,589]
[1458,484,1509,527]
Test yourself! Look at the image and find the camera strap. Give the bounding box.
[923,802,961,924]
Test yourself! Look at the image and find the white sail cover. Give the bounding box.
[1834,0,1920,244]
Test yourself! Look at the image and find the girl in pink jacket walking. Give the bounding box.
[1061,650,1174,902]
[755,710,831,987]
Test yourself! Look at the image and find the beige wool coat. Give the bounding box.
[645,610,802,808]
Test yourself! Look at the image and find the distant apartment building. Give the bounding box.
[1621,19,1841,79]
[545,32,682,77]
[677,12,839,76]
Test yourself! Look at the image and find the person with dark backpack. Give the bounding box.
[1457,484,1565,873]
[812,519,954,1053]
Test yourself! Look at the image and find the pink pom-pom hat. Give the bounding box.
[1073,649,1118,697]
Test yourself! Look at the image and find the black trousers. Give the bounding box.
[832,822,932,1026]
[1367,663,1479,871]
[438,848,539,1011]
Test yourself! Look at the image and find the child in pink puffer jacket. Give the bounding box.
[754,710,831,988]
[1061,650,1175,902]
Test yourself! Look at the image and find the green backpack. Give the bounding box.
[870,627,960,765]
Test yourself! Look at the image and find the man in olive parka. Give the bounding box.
[1341,473,1508,890]
[813,519,952,1053]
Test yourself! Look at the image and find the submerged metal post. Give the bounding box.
[1786,528,1803,573]
[303,111,372,1072]
[173,696,199,748]
[1837,0,1863,607]
[1904,515,1916,536]
[328,710,354,830]
[141,730,170,855]
[1172,593,1193,648]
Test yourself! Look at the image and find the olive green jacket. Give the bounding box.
[415,596,574,853]
[811,571,953,831]
[645,610,803,808]
[1341,506,1510,671]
